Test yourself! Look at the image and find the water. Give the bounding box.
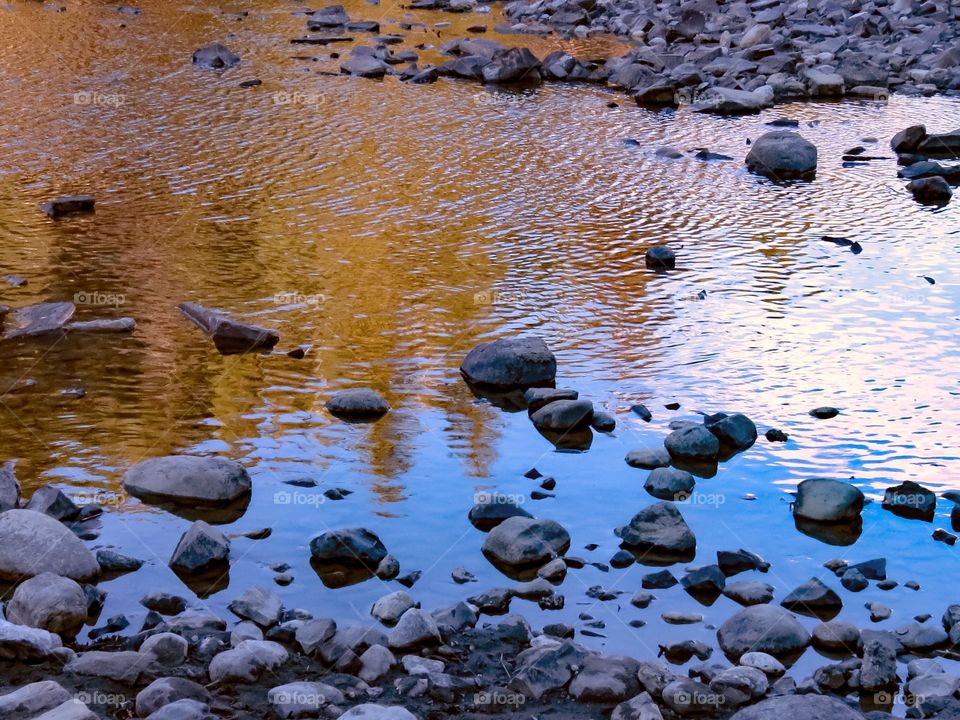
[1,0,959,702]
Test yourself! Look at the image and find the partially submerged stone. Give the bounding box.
[39,195,95,218]
[178,302,279,354]
[460,337,556,389]
[122,455,251,507]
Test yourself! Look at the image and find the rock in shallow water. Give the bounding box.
[717,605,810,660]
[310,528,388,568]
[664,426,719,461]
[192,43,240,69]
[122,455,251,506]
[325,388,390,421]
[169,520,230,575]
[482,516,570,570]
[729,694,865,719]
[793,478,864,522]
[745,131,817,181]
[530,399,593,431]
[460,337,556,389]
[178,302,278,354]
[616,502,696,559]
[6,572,88,637]
[645,245,675,270]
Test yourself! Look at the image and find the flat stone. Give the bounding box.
[122,455,251,506]
[1,302,74,340]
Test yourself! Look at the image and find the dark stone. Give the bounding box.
[192,43,240,69]
[645,245,676,270]
[39,195,95,218]
[882,480,936,521]
[309,528,388,569]
[178,302,279,354]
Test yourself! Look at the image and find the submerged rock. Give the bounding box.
[705,413,757,452]
[0,301,75,341]
[192,43,240,69]
[460,337,556,389]
[326,388,390,421]
[39,195,95,218]
[178,302,279,354]
[745,131,817,180]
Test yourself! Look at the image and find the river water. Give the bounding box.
[0,0,958,699]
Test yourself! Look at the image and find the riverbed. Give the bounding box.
[0,0,959,704]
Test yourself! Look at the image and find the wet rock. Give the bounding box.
[662,678,719,713]
[66,317,136,333]
[663,612,702,625]
[482,47,541,84]
[192,43,240,69]
[765,428,788,442]
[664,426,719,462]
[895,622,948,652]
[338,705,417,720]
[617,502,696,559]
[569,654,641,702]
[809,406,839,419]
[739,652,785,677]
[371,591,418,626]
[883,480,936,520]
[122,455,251,507]
[375,554,400,580]
[841,568,868,592]
[723,581,774,607]
[140,633,188,666]
[530,399,594,431]
[169,520,230,575]
[918,129,960,158]
[745,131,817,180]
[309,528,388,568]
[387,608,441,650]
[644,467,695,501]
[0,509,99,582]
[294,618,336,655]
[145,699,215,720]
[718,605,810,660]
[325,388,389,420]
[509,639,590,700]
[860,630,897,690]
[892,125,927,153]
[228,586,282,628]
[681,565,726,598]
[95,549,143,574]
[781,578,842,618]
[467,587,513,614]
[66,650,150,684]
[482,516,570,571]
[451,566,476,584]
[642,570,677,589]
[0,301,75,340]
[0,680,72,717]
[793,478,864,522]
[0,618,64,661]
[694,86,774,114]
[705,413,757,452]
[645,245,676,270]
[140,592,186,615]
[209,640,288,682]
[717,549,769,576]
[6,572,87,637]
[0,461,19,512]
[523,387,578,412]
[868,602,892,622]
[460,337,556,389]
[611,691,664,720]
[908,176,952,204]
[626,447,672,469]
[341,54,390,78]
[308,4,350,28]
[178,302,278,354]
[729,694,865,719]
[24,485,80,521]
[39,195,95,218]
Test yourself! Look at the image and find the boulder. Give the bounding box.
[358,644,395,683]
[812,621,860,653]
[780,578,842,617]
[0,461,19,512]
[860,630,897,691]
[804,67,844,96]
[482,516,570,570]
[729,694,865,719]
[208,640,287,682]
[309,528,388,568]
[0,619,64,660]
[710,666,768,706]
[140,633,188,666]
[135,678,212,717]
[918,129,960,158]
[228,586,282,628]
[530,399,594,431]
[371,591,418,626]
[664,426,719,461]
[705,413,757,451]
[891,125,927,153]
[569,654,641,702]
[722,581,774,606]
[793,478,864,522]
[468,495,532,531]
[0,681,73,718]
[616,502,696,559]
[5,572,87,636]
[178,302,278,354]
[0,509,99,581]
[38,196,95,218]
[882,480,936,520]
[387,608,441,650]
[718,605,810,660]
[693,86,774,114]
[65,650,151,684]
[645,245,676,270]
[460,337,556,389]
[122,455,251,506]
[267,681,344,718]
[644,467,695,501]
[192,43,240,69]
[169,521,230,575]
[908,176,952,204]
[0,302,75,340]
[482,47,541,84]
[326,389,390,420]
[625,447,671,469]
[745,131,817,180]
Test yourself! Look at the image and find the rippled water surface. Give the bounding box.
[1,0,959,698]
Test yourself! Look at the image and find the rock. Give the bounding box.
[431,601,478,631]
[781,578,842,617]
[530,399,594,431]
[907,673,960,715]
[208,640,287,682]
[38,196,95,218]
[892,125,927,153]
[268,681,344,718]
[867,602,892,622]
[231,622,263,646]
[140,633,188,666]
[809,406,839,419]
[192,43,240,69]
[460,337,556,389]
[718,605,810,660]
[644,467,695,501]
[882,480,936,520]
[358,644,395,683]
[509,639,590,700]
[611,691,664,720]
[626,447,672,469]
[729,694,865,719]
[745,131,817,180]
[681,565,726,597]
[645,245,676,270]
[0,509,99,582]
[295,618,337,655]
[375,554,400,580]
[337,706,417,720]
[482,47,540,84]
[642,570,677,590]
[308,4,350,28]
[140,592,186,615]
[793,478,864,522]
[310,528,388,568]
[662,678,719,714]
[840,568,868,592]
[388,608,440,650]
[616,502,696,559]
[706,413,757,452]
[591,411,617,432]
[451,566,476,584]
[371,591,418,626]
[136,677,212,717]
[228,586,282,628]
[860,630,897,690]
[804,67,844,96]
[96,549,143,574]
[24,486,80,521]
[5,572,87,636]
[0,619,63,660]
[341,55,389,78]
[0,461,19,512]
[325,388,389,420]
[65,650,150,684]
[723,581,774,606]
[918,129,960,158]
[66,317,136,333]
[693,86,774,114]
[739,652,785,677]
[664,426,719,461]
[169,521,230,575]
[178,302,278,354]
[482,516,570,570]
[0,680,72,717]
[523,387,578,412]
[569,654,641,702]
[718,549,769,576]
[145,699,215,720]
[0,302,75,340]
[895,622,948,652]
[908,176,952,204]
[710,666,768,706]
[812,621,860,653]
[122,455,251,506]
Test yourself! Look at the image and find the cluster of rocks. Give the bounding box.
[892,124,958,204]
[0,301,135,342]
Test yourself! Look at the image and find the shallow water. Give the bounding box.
[1,0,959,706]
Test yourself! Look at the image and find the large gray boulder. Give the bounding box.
[746,131,818,180]
[717,605,810,660]
[729,694,865,719]
[460,337,556,389]
[530,399,594,431]
[793,479,864,522]
[481,516,570,570]
[0,680,72,717]
[616,502,696,558]
[208,640,288,683]
[0,619,64,660]
[122,455,251,506]
[482,47,541,84]
[0,509,99,582]
[5,572,88,636]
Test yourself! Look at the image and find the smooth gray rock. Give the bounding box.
[812,621,860,653]
[96,549,143,574]
[0,680,72,718]
[0,510,99,582]
[24,485,79,521]
[65,317,136,333]
[309,528,388,568]
[626,447,672,469]
[860,630,897,691]
[616,502,696,557]
[729,694,865,719]
[387,608,441,650]
[122,455,251,506]
[781,578,842,616]
[0,619,64,660]
[693,85,774,114]
[358,644,395,683]
[745,131,817,180]
[482,47,541,84]
[468,495,532,531]
[793,478,864,522]
[371,591,418,626]
[295,618,337,655]
[0,302,74,340]
[267,681,344,718]
[710,666,769,706]
[569,654,641,702]
[145,699,215,720]
[644,467,695,501]
[326,388,389,420]
[530,399,594,431]
[482,516,570,569]
[208,640,287,682]
[337,706,417,720]
[706,413,757,451]
[723,581,774,606]
[192,43,240,69]
[718,605,810,660]
[228,586,282,628]
[664,426,720,461]
[612,692,664,720]
[139,633,188,666]
[0,461,19,512]
[460,337,556,389]
[65,650,150,684]
[523,387,578,412]
[5,572,87,636]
